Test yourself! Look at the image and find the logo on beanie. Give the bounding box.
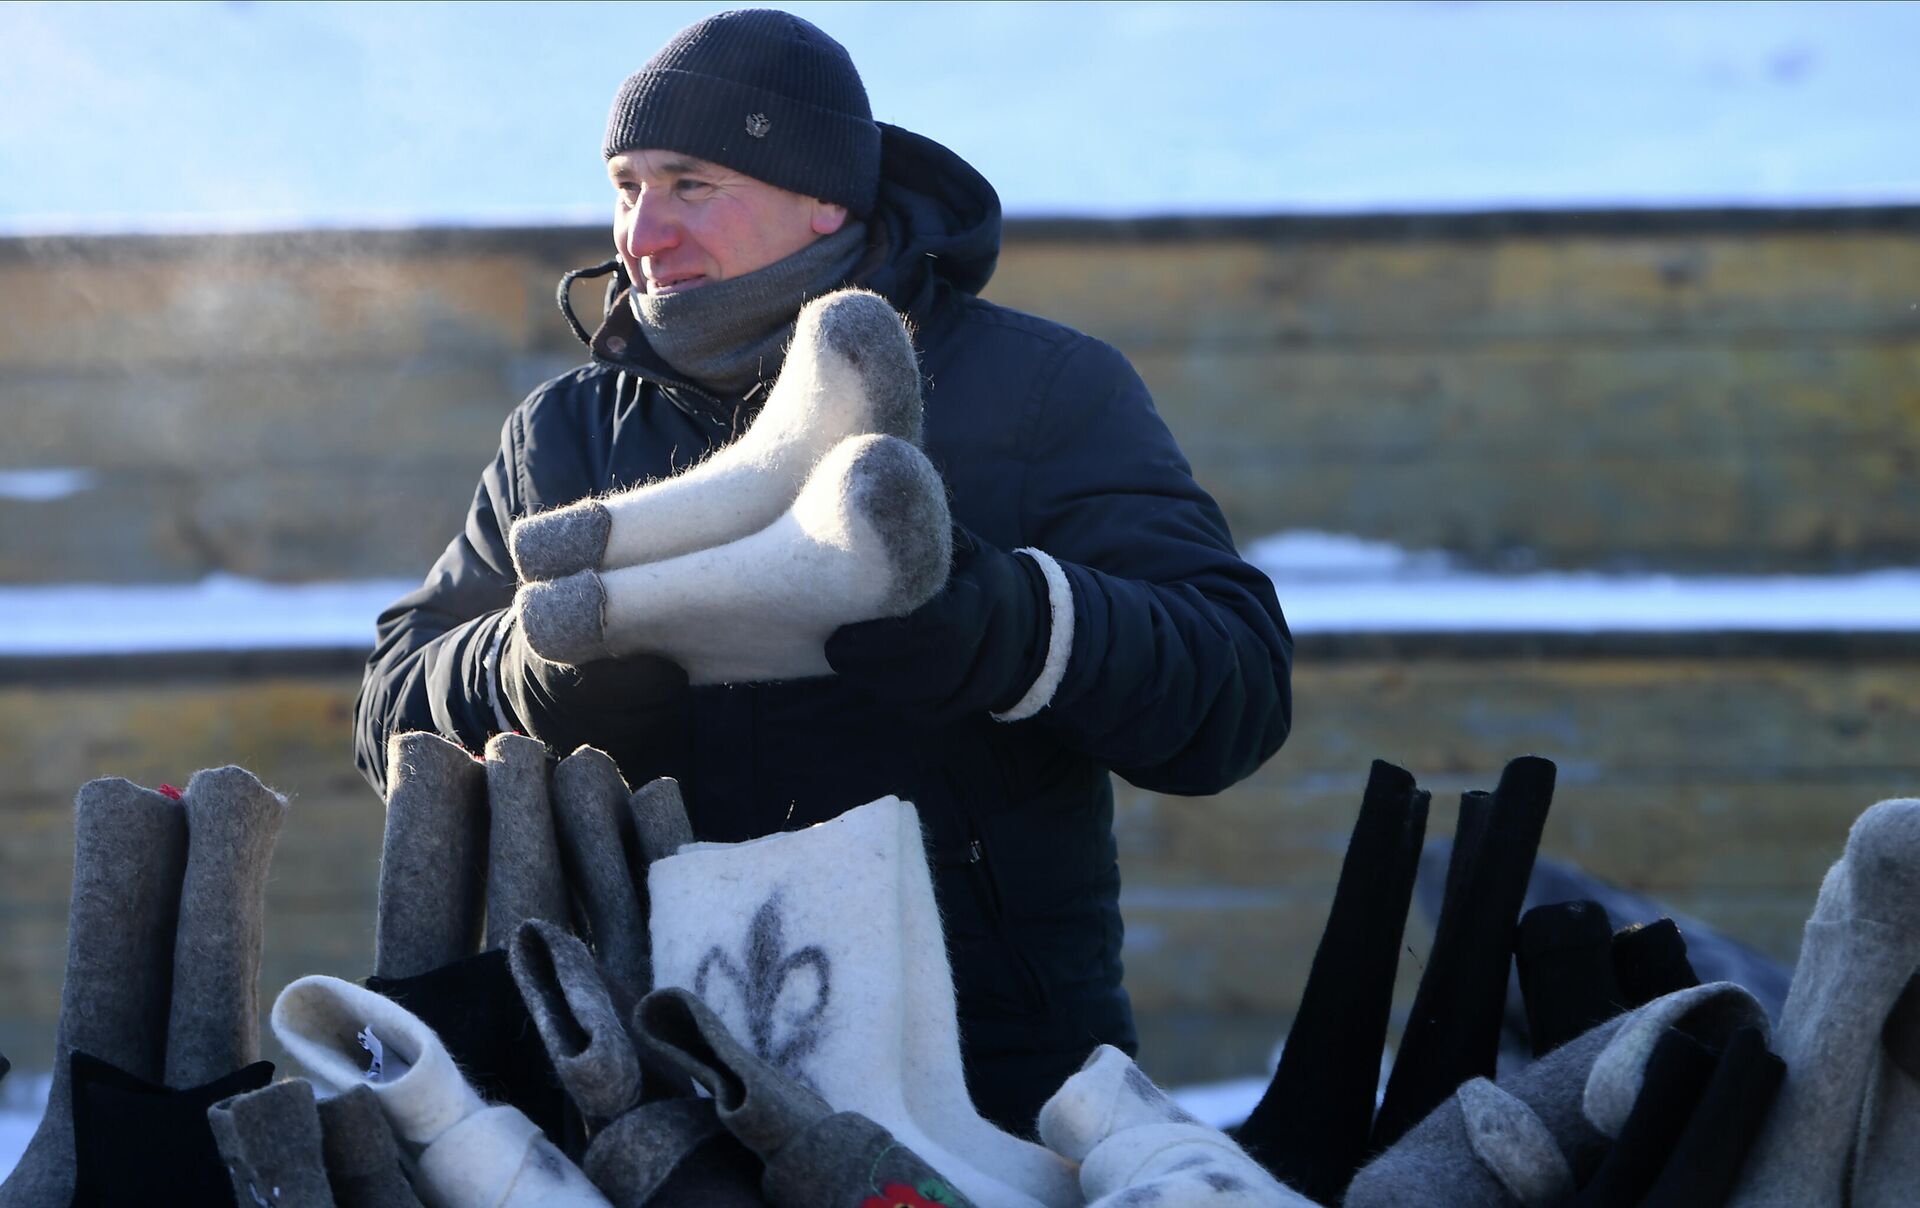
[745,112,772,138]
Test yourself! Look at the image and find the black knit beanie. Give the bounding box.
[603,9,882,216]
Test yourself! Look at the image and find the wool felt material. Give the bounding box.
[494,624,692,790]
[69,1051,273,1208]
[510,286,923,583]
[1637,1025,1783,1208]
[580,1098,766,1208]
[628,220,870,397]
[363,947,571,1145]
[1853,973,1920,1205]
[167,764,289,1089]
[517,432,952,680]
[823,523,1070,724]
[375,732,487,980]
[508,920,643,1125]
[629,776,694,866]
[482,733,571,951]
[1729,796,1920,1208]
[0,778,188,1208]
[273,975,611,1208]
[1566,1028,1715,1208]
[551,747,652,1005]
[1038,1045,1316,1207]
[1373,756,1556,1151]
[1345,981,1770,1208]
[1516,900,1621,1059]
[1236,759,1429,1203]
[632,988,976,1208]
[648,795,1076,1208]
[1610,918,1699,1009]
[208,1077,338,1208]
[315,1086,427,1208]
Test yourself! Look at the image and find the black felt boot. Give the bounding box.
[1237,759,1430,1202]
[1637,1025,1783,1208]
[68,1051,272,1207]
[1373,755,1556,1150]
[1568,1028,1717,1207]
[1517,900,1622,1057]
[363,947,571,1144]
[1612,918,1700,1008]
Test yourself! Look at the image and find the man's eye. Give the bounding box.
[675,179,714,198]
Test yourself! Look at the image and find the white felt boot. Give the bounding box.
[509,287,923,582]
[1729,797,1920,1208]
[271,975,610,1208]
[648,796,1076,1208]
[515,432,950,679]
[1038,1045,1315,1207]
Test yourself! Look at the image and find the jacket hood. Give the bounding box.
[568,121,1002,388]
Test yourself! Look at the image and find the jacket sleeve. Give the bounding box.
[351,412,522,798]
[1016,335,1293,796]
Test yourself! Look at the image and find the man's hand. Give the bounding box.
[497,617,690,783]
[825,526,1054,724]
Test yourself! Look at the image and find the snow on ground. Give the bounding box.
[0,574,415,655]
[0,470,97,504]
[4,535,1913,657]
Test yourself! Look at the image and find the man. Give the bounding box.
[354,7,1292,1131]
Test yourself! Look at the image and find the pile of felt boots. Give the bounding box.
[1225,755,1920,1208]
[508,287,952,682]
[12,743,1917,1207]
[0,768,287,1206]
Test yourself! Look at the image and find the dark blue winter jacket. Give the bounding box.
[352,125,1293,1129]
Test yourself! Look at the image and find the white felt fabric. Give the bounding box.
[582,433,948,682]
[649,796,1071,1208]
[1039,1047,1310,1207]
[521,287,921,578]
[992,548,1075,724]
[271,975,610,1208]
[1730,797,1920,1208]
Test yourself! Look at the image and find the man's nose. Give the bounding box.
[621,193,679,260]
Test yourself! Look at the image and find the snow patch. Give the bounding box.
[1249,531,1920,633]
[0,469,98,503]
[0,574,416,655]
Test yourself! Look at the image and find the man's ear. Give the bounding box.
[811,200,849,236]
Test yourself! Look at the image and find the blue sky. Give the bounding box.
[2,1,1917,232]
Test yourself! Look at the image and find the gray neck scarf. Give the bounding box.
[629,220,869,397]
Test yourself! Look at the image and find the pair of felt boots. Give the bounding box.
[0,768,288,1206]
[1229,756,1783,1206]
[510,288,951,681]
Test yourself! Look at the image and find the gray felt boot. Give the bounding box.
[1729,796,1920,1208]
[633,987,976,1208]
[0,778,187,1208]
[1346,981,1769,1208]
[508,920,642,1125]
[208,1078,337,1208]
[166,765,288,1089]
[582,1098,765,1208]
[509,287,923,583]
[374,731,488,979]
[551,747,651,1005]
[483,732,570,950]
[515,432,951,680]
[314,1086,424,1208]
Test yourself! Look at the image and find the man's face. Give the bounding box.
[608,149,848,296]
